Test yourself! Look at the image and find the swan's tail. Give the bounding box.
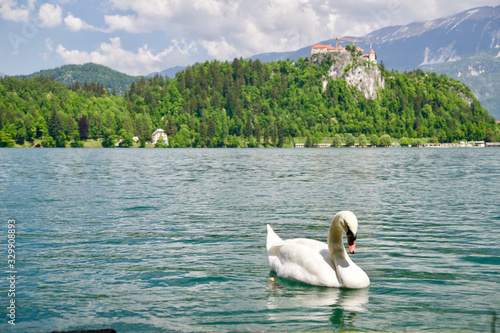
[266,224,282,251]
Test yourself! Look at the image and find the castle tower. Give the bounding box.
[369,49,376,63]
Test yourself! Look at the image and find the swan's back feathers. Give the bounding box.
[266,224,282,251]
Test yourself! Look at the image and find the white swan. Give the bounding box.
[266,211,370,289]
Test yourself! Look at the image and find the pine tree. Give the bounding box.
[278,120,285,148]
[254,121,261,147]
[264,123,270,147]
[48,108,64,140]
[271,120,278,147]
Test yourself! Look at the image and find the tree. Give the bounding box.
[359,134,367,147]
[247,136,257,148]
[245,114,253,138]
[41,135,55,148]
[254,121,261,147]
[70,140,84,148]
[399,137,410,146]
[332,134,342,148]
[345,133,355,147]
[48,108,64,140]
[278,120,285,147]
[117,129,133,148]
[0,131,15,147]
[173,125,192,147]
[370,134,379,147]
[15,120,26,145]
[380,134,392,147]
[101,130,117,148]
[208,118,216,140]
[263,122,270,147]
[55,132,68,147]
[78,115,89,140]
[305,135,312,148]
[271,120,278,147]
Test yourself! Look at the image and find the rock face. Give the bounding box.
[312,52,385,100]
[343,60,385,100]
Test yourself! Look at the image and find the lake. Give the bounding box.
[0,148,499,332]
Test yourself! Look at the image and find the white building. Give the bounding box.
[368,49,376,63]
[151,129,168,145]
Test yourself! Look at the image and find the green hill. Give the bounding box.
[1,56,498,148]
[16,63,142,95]
[420,51,500,120]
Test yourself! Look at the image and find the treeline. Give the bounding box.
[16,63,141,95]
[1,57,498,148]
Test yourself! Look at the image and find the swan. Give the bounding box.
[266,211,370,289]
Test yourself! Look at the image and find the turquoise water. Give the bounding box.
[0,148,499,332]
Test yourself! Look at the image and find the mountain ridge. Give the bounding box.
[16,63,142,95]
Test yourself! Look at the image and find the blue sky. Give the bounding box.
[1,0,499,76]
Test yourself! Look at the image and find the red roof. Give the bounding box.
[369,49,375,54]
[311,44,325,49]
[311,44,336,50]
[356,46,363,51]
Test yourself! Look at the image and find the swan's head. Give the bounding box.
[335,211,358,254]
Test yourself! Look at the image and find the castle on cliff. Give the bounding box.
[311,44,377,63]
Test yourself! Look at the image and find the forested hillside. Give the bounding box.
[1,57,498,148]
[16,63,141,95]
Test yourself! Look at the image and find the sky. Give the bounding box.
[1,0,499,76]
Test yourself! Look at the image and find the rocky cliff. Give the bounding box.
[311,52,385,100]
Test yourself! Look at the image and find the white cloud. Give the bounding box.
[104,14,141,33]
[0,0,35,22]
[102,0,332,59]
[201,37,239,60]
[64,13,96,31]
[42,37,53,60]
[55,37,195,75]
[38,3,62,28]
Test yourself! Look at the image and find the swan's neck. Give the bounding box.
[328,218,346,259]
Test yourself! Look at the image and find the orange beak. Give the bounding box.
[347,232,356,254]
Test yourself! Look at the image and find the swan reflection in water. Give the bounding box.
[267,275,369,330]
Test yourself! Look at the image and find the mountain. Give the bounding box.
[247,6,500,119]
[364,6,500,70]
[420,52,500,121]
[149,65,186,78]
[17,63,142,95]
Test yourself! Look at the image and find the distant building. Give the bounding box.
[152,129,168,145]
[369,49,376,63]
[133,136,140,143]
[311,44,337,54]
[311,44,377,64]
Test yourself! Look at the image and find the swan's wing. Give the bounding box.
[332,252,371,289]
[268,239,341,287]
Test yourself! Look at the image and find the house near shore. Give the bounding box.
[152,129,168,145]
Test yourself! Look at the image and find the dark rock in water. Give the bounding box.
[52,329,116,333]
